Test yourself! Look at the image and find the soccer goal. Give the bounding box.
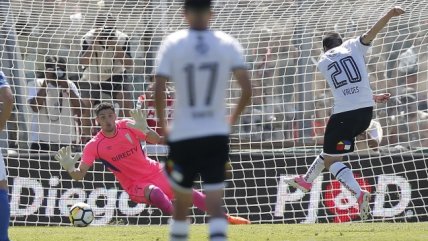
[2,0,428,225]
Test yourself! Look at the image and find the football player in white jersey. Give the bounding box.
[154,0,252,240]
[285,6,405,220]
[0,72,14,241]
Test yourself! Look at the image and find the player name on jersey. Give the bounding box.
[192,110,214,118]
[317,37,374,114]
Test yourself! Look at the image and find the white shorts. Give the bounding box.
[0,152,6,180]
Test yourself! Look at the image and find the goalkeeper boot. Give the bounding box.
[357,190,371,220]
[284,175,312,193]
[226,215,251,225]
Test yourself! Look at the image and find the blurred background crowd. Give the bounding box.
[2,0,428,155]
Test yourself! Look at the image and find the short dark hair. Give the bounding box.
[45,56,66,70]
[95,13,116,27]
[95,102,115,116]
[322,32,343,51]
[184,0,211,10]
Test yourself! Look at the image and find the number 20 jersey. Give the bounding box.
[317,37,375,114]
[155,29,247,142]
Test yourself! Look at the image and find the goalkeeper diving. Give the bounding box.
[55,102,249,224]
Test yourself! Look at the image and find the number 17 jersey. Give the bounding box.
[155,29,247,142]
[317,36,375,114]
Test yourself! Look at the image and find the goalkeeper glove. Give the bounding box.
[127,109,150,134]
[54,146,81,172]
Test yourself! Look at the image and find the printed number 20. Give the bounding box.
[184,62,218,106]
[328,56,361,89]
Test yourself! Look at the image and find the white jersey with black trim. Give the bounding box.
[155,29,247,142]
[318,36,375,114]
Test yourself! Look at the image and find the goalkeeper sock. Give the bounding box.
[329,162,362,198]
[170,219,189,241]
[209,218,228,241]
[192,190,232,219]
[192,190,207,212]
[149,186,173,215]
[0,189,10,241]
[303,153,325,183]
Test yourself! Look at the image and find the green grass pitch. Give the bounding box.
[9,222,428,241]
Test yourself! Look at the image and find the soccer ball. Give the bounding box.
[69,202,94,227]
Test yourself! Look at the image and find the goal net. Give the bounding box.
[2,0,428,225]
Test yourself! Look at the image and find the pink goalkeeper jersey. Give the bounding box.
[82,119,163,190]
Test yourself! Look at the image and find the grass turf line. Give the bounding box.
[9,223,428,241]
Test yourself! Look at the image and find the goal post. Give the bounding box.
[2,0,428,225]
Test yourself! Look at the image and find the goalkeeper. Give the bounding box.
[55,102,249,225]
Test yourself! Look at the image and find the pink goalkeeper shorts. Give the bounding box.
[127,171,174,204]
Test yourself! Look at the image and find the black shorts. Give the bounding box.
[166,135,229,189]
[77,74,129,103]
[323,107,373,155]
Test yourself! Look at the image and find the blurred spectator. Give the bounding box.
[397,46,418,90]
[312,94,332,145]
[239,108,264,142]
[400,93,428,148]
[27,56,85,152]
[78,12,133,142]
[245,43,293,141]
[396,46,428,110]
[355,119,383,154]
[252,46,275,108]
[238,107,279,142]
[375,96,405,146]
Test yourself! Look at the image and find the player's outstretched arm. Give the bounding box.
[145,129,164,144]
[230,68,252,124]
[373,93,391,103]
[55,146,90,181]
[126,108,163,144]
[361,6,405,45]
[127,109,150,134]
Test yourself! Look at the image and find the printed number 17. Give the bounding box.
[184,62,218,106]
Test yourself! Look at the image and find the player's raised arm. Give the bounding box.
[361,6,405,45]
[127,108,163,144]
[55,146,90,181]
[230,68,252,124]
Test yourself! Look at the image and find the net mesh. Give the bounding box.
[1,0,427,225]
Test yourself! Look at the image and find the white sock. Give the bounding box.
[209,218,228,241]
[303,153,325,183]
[329,162,362,198]
[170,219,190,241]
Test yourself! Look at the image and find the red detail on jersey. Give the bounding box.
[324,173,372,223]
[138,94,174,137]
[336,142,345,151]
